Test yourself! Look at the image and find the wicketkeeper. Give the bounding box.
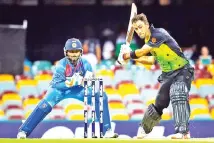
[17,38,118,139]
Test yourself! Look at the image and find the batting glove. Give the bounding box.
[117,44,132,65]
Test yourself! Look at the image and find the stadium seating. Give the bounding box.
[24,59,33,77]
[109,102,129,121]
[0,109,5,120]
[211,107,214,119]
[114,69,133,85]
[34,74,52,95]
[189,84,198,95]
[23,97,40,118]
[1,59,214,121]
[48,106,66,120]
[18,81,39,99]
[162,108,172,120]
[32,60,52,76]
[198,85,214,98]
[0,74,17,94]
[2,93,22,111]
[64,100,84,120]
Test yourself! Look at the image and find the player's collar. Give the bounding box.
[145,24,154,42]
[66,58,78,68]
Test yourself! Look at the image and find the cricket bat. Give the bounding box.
[116,3,137,65]
[126,3,137,46]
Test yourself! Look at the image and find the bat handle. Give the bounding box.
[125,42,130,47]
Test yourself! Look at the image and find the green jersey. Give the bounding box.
[145,25,189,73]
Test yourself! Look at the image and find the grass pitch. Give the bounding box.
[0,138,214,143]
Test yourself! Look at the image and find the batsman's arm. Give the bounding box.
[134,56,155,65]
[123,44,152,60]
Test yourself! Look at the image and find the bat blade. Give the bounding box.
[126,3,137,46]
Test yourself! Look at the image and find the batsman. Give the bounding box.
[17,38,118,139]
[118,13,194,139]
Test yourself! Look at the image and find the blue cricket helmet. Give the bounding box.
[64,38,83,56]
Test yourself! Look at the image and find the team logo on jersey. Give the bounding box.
[151,37,157,43]
[65,64,72,77]
[42,103,47,108]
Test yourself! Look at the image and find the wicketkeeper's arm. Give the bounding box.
[123,44,152,60]
[50,63,71,90]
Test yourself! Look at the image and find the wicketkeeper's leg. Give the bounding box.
[18,88,63,137]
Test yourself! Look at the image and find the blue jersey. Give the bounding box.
[50,57,93,90]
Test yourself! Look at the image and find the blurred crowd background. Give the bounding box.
[0,0,214,123]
